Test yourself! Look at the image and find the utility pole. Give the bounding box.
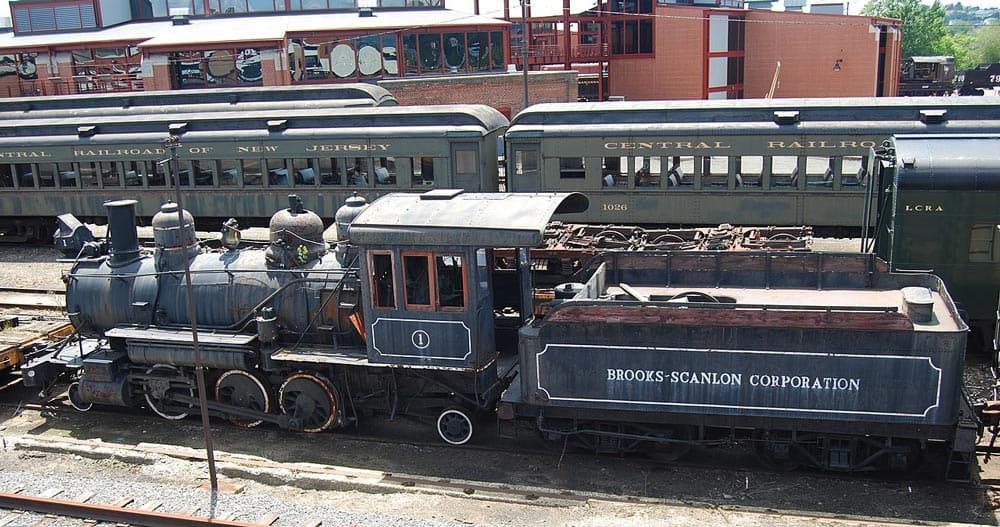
[164,132,218,492]
[520,0,529,110]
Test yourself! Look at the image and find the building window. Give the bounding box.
[611,20,652,55]
[13,2,97,32]
[171,48,263,89]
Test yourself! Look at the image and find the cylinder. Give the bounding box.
[77,376,131,407]
[554,282,585,299]
[104,199,140,267]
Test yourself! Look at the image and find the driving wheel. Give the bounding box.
[143,364,195,420]
[216,370,271,428]
[278,372,339,432]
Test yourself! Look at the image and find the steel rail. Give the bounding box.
[0,491,262,527]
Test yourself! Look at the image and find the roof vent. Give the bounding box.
[919,109,947,124]
[77,125,97,137]
[358,7,373,16]
[168,122,188,135]
[773,110,800,125]
[169,7,190,25]
[267,119,288,132]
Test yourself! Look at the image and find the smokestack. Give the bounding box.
[104,199,141,266]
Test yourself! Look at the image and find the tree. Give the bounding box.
[862,0,948,58]
[974,23,1000,65]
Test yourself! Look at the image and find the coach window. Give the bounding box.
[219,159,240,186]
[15,164,35,188]
[841,156,866,188]
[738,156,762,188]
[702,156,729,190]
[264,159,288,187]
[403,253,433,309]
[123,162,143,187]
[436,254,466,309]
[0,165,13,188]
[373,157,397,186]
[559,157,586,181]
[148,162,168,187]
[413,157,435,186]
[291,159,316,186]
[633,156,659,188]
[969,224,1000,262]
[192,160,216,187]
[54,163,77,188]
[602,156,625,189]
[348,157,371,186]
[318,158,345,185]
[98,162,121,188]
[36,163,56,188]
[769,156,799,189]
[666,156,692,187]
[805,156,834,190]
[370,252,397,309]
[242,159,263,186]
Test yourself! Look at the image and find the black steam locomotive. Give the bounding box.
[24,190,977,478]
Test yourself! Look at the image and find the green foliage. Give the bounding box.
[862,0,948,58]
[939,31,976,70]
[974,24,1000,65]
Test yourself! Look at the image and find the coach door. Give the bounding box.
[452,143,481,191]
[508,144,541,192]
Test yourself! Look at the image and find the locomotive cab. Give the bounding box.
[348,190,589,369]
[346,189,587,442]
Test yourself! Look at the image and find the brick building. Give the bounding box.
[0,0,900,106]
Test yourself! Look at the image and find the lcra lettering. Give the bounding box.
[904,204,944,212]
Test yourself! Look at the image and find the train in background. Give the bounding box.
[0,83,398,119]
[0,103,504,241]
[898,56,1000,96]
[4,95,1000,242]
[21,190,978,479]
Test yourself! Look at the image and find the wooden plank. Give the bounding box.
[254,513,280,525]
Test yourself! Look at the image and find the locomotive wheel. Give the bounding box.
[67,382,93,412]
[751,429,802,471]
[215,370,271,428]
[437,407,474,445]
[143,365,196,420]
[278,373,339,433]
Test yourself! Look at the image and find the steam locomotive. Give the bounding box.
[23,190,977,478]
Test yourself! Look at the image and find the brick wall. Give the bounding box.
[745,10,888,98]
[612,5,706,101]
[379,70,578,115]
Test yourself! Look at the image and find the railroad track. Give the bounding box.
[0,287,66,311]
[0,488,323,526]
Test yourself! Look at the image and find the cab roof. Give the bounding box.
[348,191,588,248]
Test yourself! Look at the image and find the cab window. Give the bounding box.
[370,252,396,309]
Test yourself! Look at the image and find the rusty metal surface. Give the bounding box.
[0,491,262,527]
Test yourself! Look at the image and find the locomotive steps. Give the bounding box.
[3,433,983,527]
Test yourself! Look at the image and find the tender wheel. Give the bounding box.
[437,407,473,445]
[67,382,93,412]
[645,425,695,462]
[143,365,195,420]
[752,429,802,471]
[215,370,271,428]
[279,373,339,433]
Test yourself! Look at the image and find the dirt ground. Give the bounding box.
[1,387,999,526]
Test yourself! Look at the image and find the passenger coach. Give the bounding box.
[505,97,1000,229]
[0,104,506,240]
[869,133,1000,352]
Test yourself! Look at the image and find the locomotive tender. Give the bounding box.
[25,190,977,477]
